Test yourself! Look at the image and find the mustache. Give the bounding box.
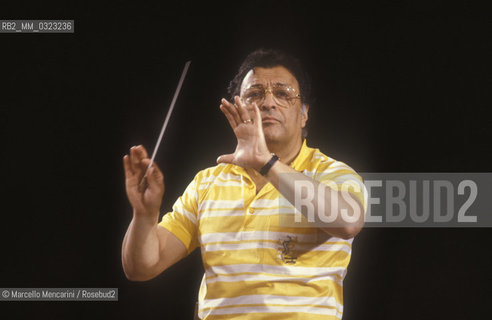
[260,110,279,119]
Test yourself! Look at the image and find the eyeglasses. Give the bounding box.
[241,83,301,108]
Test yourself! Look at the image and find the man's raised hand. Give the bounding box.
[217,96,271,171]
[123,145,165,221]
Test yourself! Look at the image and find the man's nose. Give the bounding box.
[261,90,277,110]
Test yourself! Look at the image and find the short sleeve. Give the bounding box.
[158,177,199,254]
[315,162,368,213]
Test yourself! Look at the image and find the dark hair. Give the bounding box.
[227,48,312,106]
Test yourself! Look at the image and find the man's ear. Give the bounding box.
[301,104,309,127]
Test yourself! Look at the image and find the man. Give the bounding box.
[122,49,367,319]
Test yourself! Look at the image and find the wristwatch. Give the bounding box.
[259,154,279,176]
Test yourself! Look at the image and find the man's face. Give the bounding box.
[240,66,308,145]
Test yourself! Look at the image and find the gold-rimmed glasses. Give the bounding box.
[241,83,301,108]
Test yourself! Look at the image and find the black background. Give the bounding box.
[1,1,491,319]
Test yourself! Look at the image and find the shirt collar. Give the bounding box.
[289,139,312,171]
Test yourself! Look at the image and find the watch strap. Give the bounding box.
[259,154,279,176]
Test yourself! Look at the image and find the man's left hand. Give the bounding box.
[217,96,271,171]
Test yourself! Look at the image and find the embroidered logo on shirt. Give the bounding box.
[278,236,298,264]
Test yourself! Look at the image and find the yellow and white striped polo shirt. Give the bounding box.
[159,140,367,320]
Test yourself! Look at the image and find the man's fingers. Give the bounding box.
[135,145,149,159]
[216,154,235,165]
[221,98,242,125]
[252,102,263,131]
[220,104,238,128]
[129,145,150,174]
[146,163,165,192]
[135,159,164,194]
[234,96,252,122]
[129,146,140,173]
[123,155,134,178]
